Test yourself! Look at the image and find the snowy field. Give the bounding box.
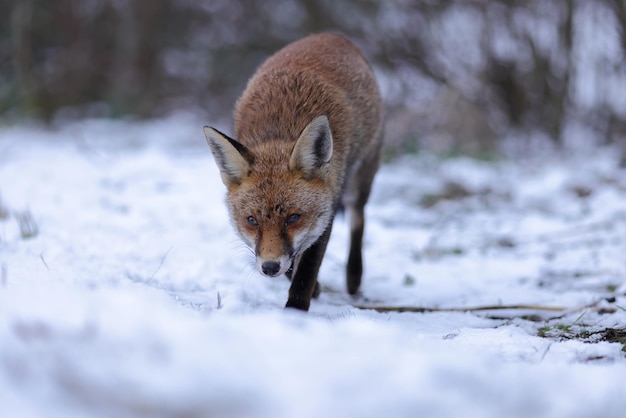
[1,114,626,418]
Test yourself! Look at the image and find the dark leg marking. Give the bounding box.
[285,222,333,311]
[347,208,364,295]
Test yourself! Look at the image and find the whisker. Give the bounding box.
[226,238,246,254]
[224,239,257,287]
[241,247,258,287]
[242,261,258,287]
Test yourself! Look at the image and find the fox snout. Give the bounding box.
[261,261,280,276]
[256,255,292,278]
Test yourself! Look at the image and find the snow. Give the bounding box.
[1,114,626,418]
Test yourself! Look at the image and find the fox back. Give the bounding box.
[204,33,383,311]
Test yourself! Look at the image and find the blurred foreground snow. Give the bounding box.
[1,115,626,418]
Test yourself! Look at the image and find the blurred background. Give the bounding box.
[2,0,626,158]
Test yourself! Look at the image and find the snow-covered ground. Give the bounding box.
[1,114,626,418]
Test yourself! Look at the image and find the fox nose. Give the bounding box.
[261,261,281,276]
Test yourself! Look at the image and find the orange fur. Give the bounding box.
[204,33,383,310]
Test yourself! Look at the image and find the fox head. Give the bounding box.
[203,116,335,277]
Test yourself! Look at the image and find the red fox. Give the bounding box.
[203,33,383,311]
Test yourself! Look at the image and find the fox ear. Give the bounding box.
[203,126,252,187]
[289,115,333,177]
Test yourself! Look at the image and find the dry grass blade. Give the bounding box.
[15,210,39,239]
[0,200,8,220]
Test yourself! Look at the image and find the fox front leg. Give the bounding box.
[285,223,332,311]
[285,262,321,299]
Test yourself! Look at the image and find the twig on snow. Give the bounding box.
[352,303,616,314]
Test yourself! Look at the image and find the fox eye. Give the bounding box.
[285,214,301,226]
[246,216,259,227]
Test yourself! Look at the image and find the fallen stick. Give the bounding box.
[352,303,616,314]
